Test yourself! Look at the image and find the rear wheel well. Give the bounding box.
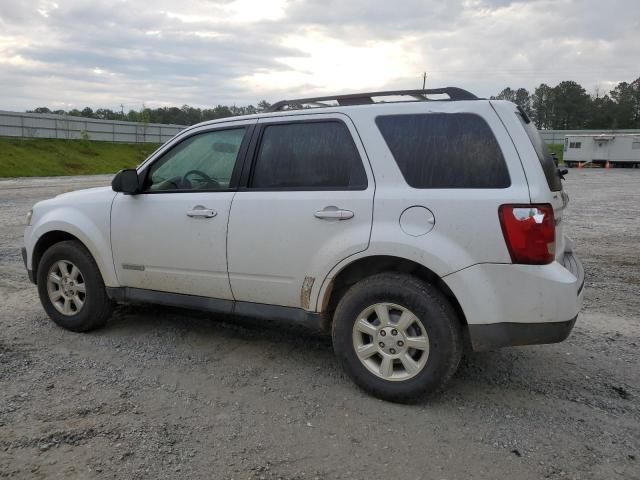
[32,231,83,283]
[322,255,468,329]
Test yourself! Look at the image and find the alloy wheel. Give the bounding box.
[46,260,86,316]
[352,303,430,381]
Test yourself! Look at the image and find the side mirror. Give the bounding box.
[558,168,568,181]
[112,169,140,194]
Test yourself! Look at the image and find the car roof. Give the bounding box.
[188,87,486,130]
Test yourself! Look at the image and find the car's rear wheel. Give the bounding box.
[37,240,114,332]
[332,273,462,402]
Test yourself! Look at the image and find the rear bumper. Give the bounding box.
[468,317,576,351]
[443,243,585,351]
[561,250,584,295]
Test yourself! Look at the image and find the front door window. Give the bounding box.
[146,128,246,192]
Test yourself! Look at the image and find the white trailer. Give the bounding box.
[564,133,640,167]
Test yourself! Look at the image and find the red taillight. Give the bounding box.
[499,204,555,265]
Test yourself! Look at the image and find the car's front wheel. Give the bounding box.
[332,273,463,402]
[37,240,114,332]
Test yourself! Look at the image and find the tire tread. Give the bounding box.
[332,273,463,402]
[37,240,113,332]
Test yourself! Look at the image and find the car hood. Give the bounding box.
[54,186,115,201]
[33,186,117,214]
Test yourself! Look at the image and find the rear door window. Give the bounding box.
[517,114,562,192]
[250,121,367,190]
[376,113,510,188]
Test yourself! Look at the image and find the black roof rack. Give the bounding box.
[268,87,479,112]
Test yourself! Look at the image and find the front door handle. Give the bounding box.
[186,205,217,218]
[314,206,354,220]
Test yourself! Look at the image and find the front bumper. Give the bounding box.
[21,247,35,284]
[443,246,585,351]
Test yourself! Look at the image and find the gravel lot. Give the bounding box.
[1,170,638,479]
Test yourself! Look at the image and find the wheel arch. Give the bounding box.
[319,255,468,332]
[32,231,83,283]
[31,229,115,287]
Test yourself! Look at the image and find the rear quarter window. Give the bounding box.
[517,114,562,192]
[376,113,510,188]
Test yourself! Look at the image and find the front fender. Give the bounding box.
[26,207,119,287]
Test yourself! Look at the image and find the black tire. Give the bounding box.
[332,273,463,403]
[37,240,114,332]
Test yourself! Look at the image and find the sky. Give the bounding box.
[0,0,638,112]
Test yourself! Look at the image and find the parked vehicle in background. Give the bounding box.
[22,88,584,402]
[564,133,640,167]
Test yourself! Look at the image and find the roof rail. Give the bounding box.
[268,87,479,112]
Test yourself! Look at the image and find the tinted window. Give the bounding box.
[376,113,510,188]
[250,122,367,189]
[147,128,245,191]
[517,114,562,192]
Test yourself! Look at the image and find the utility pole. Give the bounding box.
[422,72,427,90]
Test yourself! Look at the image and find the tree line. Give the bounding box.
[29,100,273,126]
[28,76,640,130]
[491,76,639,130]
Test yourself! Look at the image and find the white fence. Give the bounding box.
[2,109,639,146]
[0,110,186,144]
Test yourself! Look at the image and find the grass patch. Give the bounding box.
[0,138,160,178]
[0,137,568,178]
[548,143,564,163]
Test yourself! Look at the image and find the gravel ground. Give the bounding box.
[0,170,638,480]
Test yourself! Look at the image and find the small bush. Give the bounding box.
[548,144,564,163]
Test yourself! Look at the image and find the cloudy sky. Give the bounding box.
[0,0,638,111]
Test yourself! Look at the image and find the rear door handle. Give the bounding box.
[314,206,354,220]
[186,205,217,218]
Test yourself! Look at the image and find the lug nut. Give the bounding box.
[379,342,385,348]
[380,330,386,337]
[391,329,398,336]
[397,340,404,347]
[390,348,396,354]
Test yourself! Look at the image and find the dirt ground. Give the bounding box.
[0,170,638,480]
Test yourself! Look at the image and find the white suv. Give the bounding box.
[22,88,584,402]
